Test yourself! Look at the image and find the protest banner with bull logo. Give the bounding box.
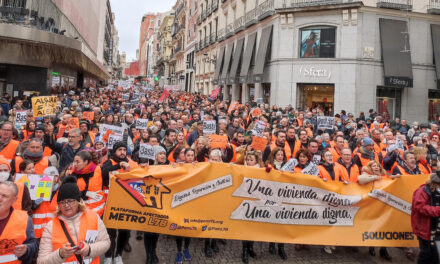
[104,163,426,247]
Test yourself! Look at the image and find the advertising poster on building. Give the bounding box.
[300,28,335,58]
[104,163,426,247]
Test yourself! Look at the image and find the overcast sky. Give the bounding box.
[110,0,175,62]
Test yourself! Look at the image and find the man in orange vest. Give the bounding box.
[284,127,301,159]
[335,148,361,182]
[80,120,96,148]
[33,125,52,157]
[329,135,345,162]
[0,181,38,263]
[0,122,19,161]
[11,138,51,175]
[263,130,289,161]
[0,158,32,216]
[353,138,379,170]
[101,142,138,264]
[392,151,421,176]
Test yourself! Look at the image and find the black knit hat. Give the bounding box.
[57,176,81,203]
[112,141,127,154]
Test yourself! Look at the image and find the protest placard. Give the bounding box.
[396,138,405,151]
[131,99,139,105]
[251,108,262,118]
[302,162,320,176]
[252,120,266,137]
[108,134,123,150]
[32,96,57,117]
[135,118,149,130]
[203,120,216,134]
[210,134,228,149]
[15,111,27,127]
[317,116,335,130]
[139,144,155,160]
[228,101,239,114]
[15,174,54,201]
[83,111,95,121]
[100,124,124,137]
[67,117,79,129]
[281,158,298,172]
[251,136,268,151]
[122,93,130,101]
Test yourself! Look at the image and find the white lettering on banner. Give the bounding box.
[302,162,320,176]
[368,189,411,215]
[164,85,180,91]
[171,175,233,208]
[100,124,124,137]
[317,116,334,130]
[300,66,332,80]
[139,144,155,160]
[233,177,362,206]
[281,158,298,172]
[108,135,123,150]
[15,111,27,127]
[230,200,359,226]
[203,120,216,135]
[252,121,266,137]
[135,119,149,130]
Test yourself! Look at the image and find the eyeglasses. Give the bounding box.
[59,199,77,206]
[68,135,80,139]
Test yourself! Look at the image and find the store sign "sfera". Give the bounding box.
[300,66,332,80]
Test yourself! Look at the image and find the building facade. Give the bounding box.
[171,0,186,89]
[0,0,113,95]
[185,0,198,92]
[139,13,157,77]
[156,12,175,86]
[195,0,440,122]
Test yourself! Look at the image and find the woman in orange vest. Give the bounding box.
[294,149,313,176]
[265,147,287,260]
[413,147,432,175]
[37,176,110,264]
[66,150,106,217]
[18,160,35,174]
[21,120,36,141]
[318,150,347,183]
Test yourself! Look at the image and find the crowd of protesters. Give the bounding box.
[1,82,440,264]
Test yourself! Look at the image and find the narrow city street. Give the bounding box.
[119,234,416,264]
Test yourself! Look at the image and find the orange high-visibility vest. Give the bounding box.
[335,163,360,182]
[32,195,57,238]
[270,141,300,160]
[0,140,19,160]
[51,210,100,264]
[22,130,33,141]
[12,182,24,211]
[328,148,341,163]
[67,166,106,217]
[356,152,379,169]
[0,209,28,264]
[318,164,347,182]
[43,146,52,157]
[14,156,49,175]
[418,162,432,175]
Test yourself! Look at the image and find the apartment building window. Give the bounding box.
[3,0,26,7]
[300,26,336,58]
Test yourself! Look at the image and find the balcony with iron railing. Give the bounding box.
[428,0,440,14]
[176,3,185,16]
[212,0,219,11]
[201,9,206,20]
[245,8,257,28]
[279,0,357,8]
[206,4,212,17]
[376,0,412,11]
[217,28,225,41]
[174,44,182,54]
[205,36,210,47]
[210,32,217,44]
[257,0,275,20]
[197,15,202,24]
[234,16,245,33]
[225,22,234,38]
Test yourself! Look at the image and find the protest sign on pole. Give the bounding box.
[32,96,57,117]
[15,174,54,201]
[209,86,221,101]
[203,120,216,135]
[302,162,320,176]
[281,158,298,172]
[108,134,123,150]
[317,116,335,130]
[252,121,266,137]
[251,136,268,151]
[396,138,405,151]
[15,111,27,127]
[209,134,228,149]
[83,112,95,121]
[250,108,262,118]
[139,144,155,160]
[100,124,124,137]
[104,163,426,247]
[135,119,149,130]
[122,94,130,101]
